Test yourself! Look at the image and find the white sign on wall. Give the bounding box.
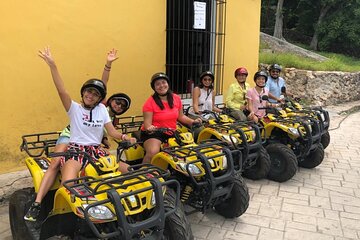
[194,1,206,29]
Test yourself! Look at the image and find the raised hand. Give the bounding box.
[106,48,119,64]
[38,46,56,67]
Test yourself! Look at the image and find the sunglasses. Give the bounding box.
[114,99,126,107]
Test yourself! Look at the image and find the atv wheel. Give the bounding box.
[163,188,193,240]
[214,173,249,218]
[9,188,37,240]
[321,131,330,149]
[266,143,298,182]
[299,143,324,169]
[243,146,271,180]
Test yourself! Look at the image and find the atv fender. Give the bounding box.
[197,128,222,143]
[263,123,296,139]
[51,187,79,216]
[25,157,61,193]
[151,152,173,170]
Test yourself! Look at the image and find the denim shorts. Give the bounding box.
[56,135,70,145]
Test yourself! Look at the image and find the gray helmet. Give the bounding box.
[81,79,107,103]
[253,71,268,82]
[150,72,169,90]
[106,93,131,115]
[269,64,282,72]
[199,71,214,81]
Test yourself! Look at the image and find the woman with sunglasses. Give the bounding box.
[247,71,280,123]
[190,71,222,115]
[24,47,135,222]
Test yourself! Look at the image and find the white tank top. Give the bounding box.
[198,88,213,111]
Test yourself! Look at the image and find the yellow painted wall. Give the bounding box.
[223,0,261,90]
[0,0,261,171]
[0,0,166,169]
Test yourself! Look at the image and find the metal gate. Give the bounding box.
[166,0,226,98]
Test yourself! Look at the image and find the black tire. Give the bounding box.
[9,188,37,240]
[214,174,249,218]
[299,143,324,169]
[321,131,330,149]
[266,143,298,182]
[243,146,271,180]
[163,188,194,240]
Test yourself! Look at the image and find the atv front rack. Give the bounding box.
[63,165,179,240]
[20,132,61,157]
[161,141,239,210]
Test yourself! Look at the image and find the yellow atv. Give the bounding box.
[10,132,193,240]
[116,123,250,219]
[280,87,330,149]
[181,110,271,181]
[260,103,324,180]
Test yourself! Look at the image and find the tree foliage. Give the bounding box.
[261,0,360,57]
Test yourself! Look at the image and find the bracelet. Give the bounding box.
[105,64,111,69]
[104,68,110,71]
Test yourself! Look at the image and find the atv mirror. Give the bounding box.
[261,95,269,101]
[281,86,286,94]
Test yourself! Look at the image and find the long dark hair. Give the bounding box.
[152,90,174,110]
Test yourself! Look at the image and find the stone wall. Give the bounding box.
[279,68,360,106]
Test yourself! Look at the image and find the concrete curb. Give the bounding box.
[0,170,31,202]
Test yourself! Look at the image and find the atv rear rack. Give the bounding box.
[113,115,143,134]
[62,165,179,240]
[20,132,61,157]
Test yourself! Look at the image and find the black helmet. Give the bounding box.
[106,93,131,115]
[81,79,107,103]
[199,71,214,81]
[269,63,282,72]
[150,72,169,90]
[254,71,268,82]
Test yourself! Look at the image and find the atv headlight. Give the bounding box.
[178,162,202,175]
[83,204,114,220]
[288,127,300,137]
[221,134,238,144]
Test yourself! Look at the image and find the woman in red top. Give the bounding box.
[141,72,201,163]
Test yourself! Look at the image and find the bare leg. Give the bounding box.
[142,138,162,164]
[118,161,130,173]
[60,160,82,186]
[34,143,68,203]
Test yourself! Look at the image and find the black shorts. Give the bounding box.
[140,130,174,143]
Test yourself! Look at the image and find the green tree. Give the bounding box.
[309,0,343,50]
